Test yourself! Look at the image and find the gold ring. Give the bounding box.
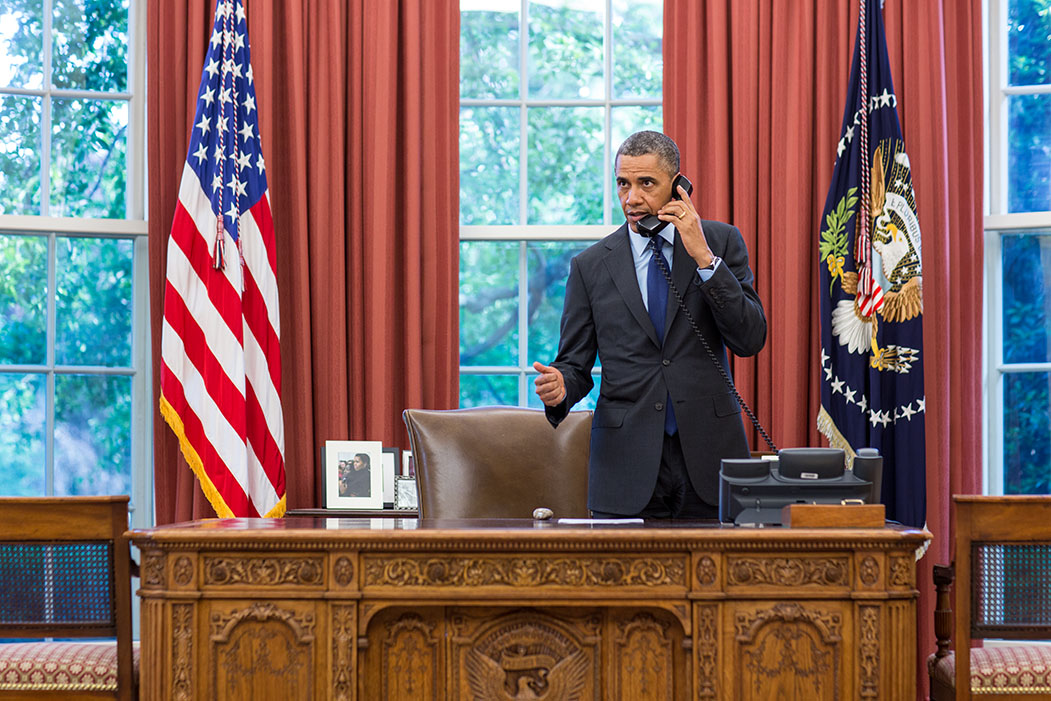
[677,212,683,219]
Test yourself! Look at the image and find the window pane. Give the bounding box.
[0,372,45,495]
[1003,371,1051,494]
[526,372,600,410]
[0,0,42,89]
[50,0,128,91]
[526,240,591,362]
[55,236,132,367]
[54,373,130,495]
[461,106,520,225]
[50,98,127,218]
[460,2,519,99]
[611,0,662,99]
[0,234,46,365]
[610,105,662,223]
[0,94,41,215]
[459,373,518,407]
[1008,94,1051,213]
[527,106,603,225]
[460,240,519,366]
[528,0,603,100]
[1002,233,1051,363]
[1008,0,1051,86]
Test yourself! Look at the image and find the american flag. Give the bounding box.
[817,0,925,527]
[159,0,285,518]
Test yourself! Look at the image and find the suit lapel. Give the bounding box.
[603,225,660,347]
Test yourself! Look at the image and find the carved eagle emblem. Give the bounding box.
[465,647,589,700]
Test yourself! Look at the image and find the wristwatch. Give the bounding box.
[702,256,721,271]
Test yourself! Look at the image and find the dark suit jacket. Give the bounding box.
[545,221,766,514]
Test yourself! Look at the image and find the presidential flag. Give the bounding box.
[817,0,925,527]
[159,0,286,518]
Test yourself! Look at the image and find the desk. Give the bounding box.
[130,518,927,700]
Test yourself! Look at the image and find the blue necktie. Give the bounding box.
[647,236,677,435]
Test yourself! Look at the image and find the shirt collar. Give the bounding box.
[628,222,675,258]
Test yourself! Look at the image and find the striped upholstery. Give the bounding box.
[929,644,1051,695]
[0,642,139,692]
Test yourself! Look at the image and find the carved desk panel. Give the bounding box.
[130,518,928,700]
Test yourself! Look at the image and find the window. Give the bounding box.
[986,0,1051,494]
[0,0,150,522]
[459,0,662,408]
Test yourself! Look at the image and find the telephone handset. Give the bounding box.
[638,173,779,452]
[637,174,694,237]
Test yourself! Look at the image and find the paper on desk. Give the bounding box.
[557,518,645,525]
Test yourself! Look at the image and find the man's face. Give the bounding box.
[615,153,675,233]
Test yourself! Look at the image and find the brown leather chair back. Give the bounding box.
[403,406,592,519]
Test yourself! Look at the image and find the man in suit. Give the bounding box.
[533,131,766,519]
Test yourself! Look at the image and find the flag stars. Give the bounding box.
[225,202,239,222]
[256,152,265,175]
[239,121,254,142]
[200,85,216,106]
[205,57,220,79]
[831,377,845,395]
[843,387,856,405]
[247,64,254,84]
[211,172,222,192]
[192,142,208,165]
[219,86,232,104]
[824,365,833,381]
[196,113,211,135]
[243,93,255,116]
[236,2,246,22]
[236,151,252,171]
[234,32,245,52]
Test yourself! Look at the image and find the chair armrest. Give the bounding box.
[933,563,954,659]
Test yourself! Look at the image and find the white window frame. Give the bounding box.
[983,0,1051,494]
[459,0,661,406]
[0,0,151,527]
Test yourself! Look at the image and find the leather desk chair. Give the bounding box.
[403,406,592,519]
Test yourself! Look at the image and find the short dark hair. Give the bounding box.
[616,131,680,176]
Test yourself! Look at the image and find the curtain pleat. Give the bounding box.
[664,1,983,696]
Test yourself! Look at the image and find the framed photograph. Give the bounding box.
[324,440,384,509]
[381,447,400,508]
[394,476,418,511]
[401,450,415,477]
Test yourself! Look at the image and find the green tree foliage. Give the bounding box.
[458,2,661,407]
[0,0,132,496]
[1003,0,1051,494]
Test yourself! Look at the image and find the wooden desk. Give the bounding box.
[129,518,928,700]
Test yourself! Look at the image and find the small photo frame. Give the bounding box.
[325,440,384,510]
[401,450,415,477]
[394,476,418,511]
[381,447,400,508]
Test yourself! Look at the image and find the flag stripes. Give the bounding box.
[160,0,285,518]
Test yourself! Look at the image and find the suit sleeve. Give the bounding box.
[699,224,767,357]
[545,256,596,427]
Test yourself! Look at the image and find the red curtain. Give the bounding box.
[664,1,983,697]
[147,0,460,523]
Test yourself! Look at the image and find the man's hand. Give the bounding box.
[532,361,566,406]
[658,182,714,269]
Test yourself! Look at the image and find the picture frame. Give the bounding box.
[381,447,400,508]
[324,440,384,510]
[394,476,418,511]
[401,450,415,477]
